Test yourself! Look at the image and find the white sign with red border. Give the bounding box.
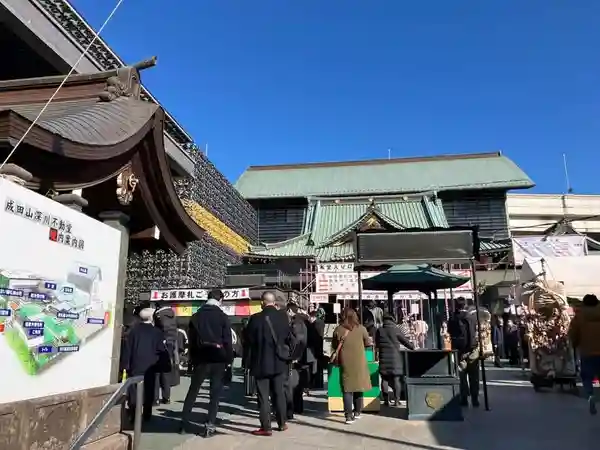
[150,287,250,301]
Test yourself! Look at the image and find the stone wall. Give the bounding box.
[0,383,130,450]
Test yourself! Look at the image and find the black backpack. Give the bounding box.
[289,319,308,362]
[452,314,477,352]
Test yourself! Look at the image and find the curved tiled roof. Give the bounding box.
[6,97,159,146]
[236,152,534,199]
[0,66,204,254]
[249,195,450,261]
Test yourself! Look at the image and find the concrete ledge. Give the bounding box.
[81,432,131,450]
[0,383,125,450]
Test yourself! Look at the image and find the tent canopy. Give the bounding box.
[361,264,470,293]
[520,256,600,300]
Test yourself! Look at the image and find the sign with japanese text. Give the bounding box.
[318,262,473,298]
[512,235,587,266]
[0,178,120,405]
[150,287,251,302]
[309,293,329,304]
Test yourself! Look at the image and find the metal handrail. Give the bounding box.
[70,375,144,450]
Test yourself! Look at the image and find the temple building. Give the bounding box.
[231,152,534,297]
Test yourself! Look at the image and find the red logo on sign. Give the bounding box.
[49,228,58,242]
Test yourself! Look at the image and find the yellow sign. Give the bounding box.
[175,305,193,317]
[249,301,262,314]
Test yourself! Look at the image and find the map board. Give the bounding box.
[0,179,120,404]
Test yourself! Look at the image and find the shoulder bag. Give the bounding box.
[329,329,350,366]
[265,315,292,362]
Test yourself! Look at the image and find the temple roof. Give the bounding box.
[248,195,451,261]
[236,152,534,199]
[248,195,512,261]
[4,97,158,146]
[0,61,204,254]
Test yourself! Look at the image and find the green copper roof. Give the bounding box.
[235,152,534,199]
[249,195,449,261]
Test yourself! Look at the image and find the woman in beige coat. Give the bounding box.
[331,308,372,423]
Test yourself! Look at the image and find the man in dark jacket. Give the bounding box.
[179,290,233,438]
[447,297,480,407]
[121,308,168,422]
[153,301,179,403]
[284,303,308,419]
[375,314,415,406]
[306,307,325,390]
[244,291,291,436]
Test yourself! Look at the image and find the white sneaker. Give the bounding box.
[345,417,355,424]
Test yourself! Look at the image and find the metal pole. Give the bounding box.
[132,380,144,450]
[387,289,394,317]
[357,269,364,323]
[471,260,490,411]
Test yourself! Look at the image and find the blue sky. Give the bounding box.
[71,0,599,194]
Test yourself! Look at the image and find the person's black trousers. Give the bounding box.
[342,392,363,419]
[181,362,227,430]
[380,374,403,404]
[256,373,286,431]
[154,342,176,402]
[281,365,307,417]
[128,369,157,421]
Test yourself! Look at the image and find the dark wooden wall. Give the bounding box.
[250,198,308,244]
[439,190,509,238]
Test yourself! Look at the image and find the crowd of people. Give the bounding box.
[118,290,600,439]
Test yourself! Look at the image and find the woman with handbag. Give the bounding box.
[330,308,372,424]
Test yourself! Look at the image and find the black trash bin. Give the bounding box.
[402,350,463,421]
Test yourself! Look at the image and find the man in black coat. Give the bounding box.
[153,301,179,403]
[447,297,480,407]
[375,314,414,406]
[179,289,233,438]
[244,291,291,436]
[283,303,308,419]
[121,308,169,422]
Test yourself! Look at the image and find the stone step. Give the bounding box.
[80,433,131,450]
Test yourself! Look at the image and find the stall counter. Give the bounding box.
[327,347,381,412]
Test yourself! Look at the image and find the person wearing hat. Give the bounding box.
[121,308,170,423]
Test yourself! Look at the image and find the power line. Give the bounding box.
[0,0,126,171]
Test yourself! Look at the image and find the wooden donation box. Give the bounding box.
[328,347,381,412]
[402,350,463,421]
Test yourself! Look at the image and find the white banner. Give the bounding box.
[150,287,250,302]
[0,179,121,404]
[309,293,329,304]
[450,269,473,292]
[337,291,426,301]
[318,263,472,298]
[512,235,587,266]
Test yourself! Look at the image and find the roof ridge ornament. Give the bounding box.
[98,58,156,102]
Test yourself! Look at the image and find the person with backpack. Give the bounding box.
[283,302,309,419]
[447,297,480,408]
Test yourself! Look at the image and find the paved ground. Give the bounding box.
[136,364,600,450]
